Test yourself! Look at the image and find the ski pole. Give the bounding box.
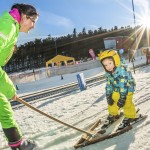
[16,97,94,136]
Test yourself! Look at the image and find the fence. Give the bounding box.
[10,60,101,84]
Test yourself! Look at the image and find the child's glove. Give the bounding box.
[106,94,114,106]
[117,97,126,108]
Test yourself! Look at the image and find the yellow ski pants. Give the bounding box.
[108,92,137,118]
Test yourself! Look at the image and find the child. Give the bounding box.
[0,3,39,150]
[98,49,137,130]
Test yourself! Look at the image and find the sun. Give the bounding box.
[140,15,150,28]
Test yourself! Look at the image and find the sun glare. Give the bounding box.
[140,15,150,28]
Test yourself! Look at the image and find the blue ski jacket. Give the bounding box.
[105,64,136,98]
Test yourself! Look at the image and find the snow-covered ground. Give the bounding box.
[0,56,150,150]
[16,67,103,96]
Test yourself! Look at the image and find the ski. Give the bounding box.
[99,108,140,134]
[74,112,124,149]
[115,113,147,134]
[74,108,147,149]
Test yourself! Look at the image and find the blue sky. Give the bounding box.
[1,0,149,45]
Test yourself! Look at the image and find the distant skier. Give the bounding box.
[146,48,150,65]
[98,49,137,130]
[118,49,126,64]
[61,74,64,80]
[128,49,135,62]
[0,3,39,150]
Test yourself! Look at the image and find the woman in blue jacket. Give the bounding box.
[98,50,137,130]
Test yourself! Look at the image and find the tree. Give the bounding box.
[73,28,77,38]
[88,30,94,36]
[114,26,118,30]
[82,27,86,36]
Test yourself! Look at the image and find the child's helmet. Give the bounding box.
[98,49,121,67]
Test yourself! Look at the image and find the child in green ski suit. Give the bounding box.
[0,3,39,150]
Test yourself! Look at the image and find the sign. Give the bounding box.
[76,73,87,91]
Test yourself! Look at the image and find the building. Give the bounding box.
[103,36,132,52]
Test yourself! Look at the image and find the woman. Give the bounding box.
[0,3,39,150]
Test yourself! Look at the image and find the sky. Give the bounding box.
[0,55,149,150]
[1,0,150,45]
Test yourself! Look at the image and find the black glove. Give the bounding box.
[117,97,126,108]
[106,94,114,106]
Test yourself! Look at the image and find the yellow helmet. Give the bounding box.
[98,49,121,67]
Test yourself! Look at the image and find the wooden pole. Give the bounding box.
[16,97,93,136]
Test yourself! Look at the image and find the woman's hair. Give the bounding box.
[11,3,39,17]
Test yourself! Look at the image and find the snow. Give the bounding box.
[16,67,103,96]
[0,56,150,150]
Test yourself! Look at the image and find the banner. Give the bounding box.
[76,73,87,91]
[89,49,96,59]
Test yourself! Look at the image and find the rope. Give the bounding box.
[16,97,93,136]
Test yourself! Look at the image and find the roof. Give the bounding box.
[46,55,75,65]
[103,36,129,40]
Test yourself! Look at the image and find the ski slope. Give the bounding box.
[0,57,150,150]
